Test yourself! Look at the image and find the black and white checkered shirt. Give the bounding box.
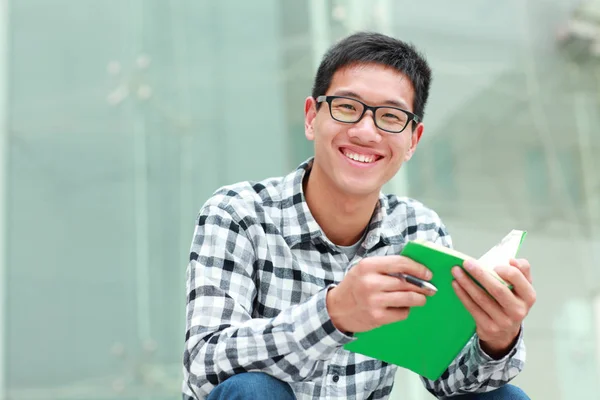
[182,158,525,399]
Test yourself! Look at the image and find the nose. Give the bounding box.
[347,111,382,143]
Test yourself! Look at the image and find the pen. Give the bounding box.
[348,260,437,292]
[388,273,438,292]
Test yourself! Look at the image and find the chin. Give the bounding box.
[335,177,382,197]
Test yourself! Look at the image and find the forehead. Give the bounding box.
[327,63,415,111]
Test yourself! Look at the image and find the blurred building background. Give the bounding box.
[1,0,600,399]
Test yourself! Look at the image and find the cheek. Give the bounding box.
[315,118,344,144]
[388,137,409,160]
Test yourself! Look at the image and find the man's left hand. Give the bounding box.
[451,258,536,359]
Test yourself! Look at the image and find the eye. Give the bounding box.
[382,113,400,121]
[339,103,356,111]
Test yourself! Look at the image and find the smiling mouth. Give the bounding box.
[340,148,383,164]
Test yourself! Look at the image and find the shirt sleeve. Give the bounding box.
[419,220,526,397]
[182,203,353,399]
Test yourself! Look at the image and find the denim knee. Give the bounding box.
[487,384,530,400]
[207,372,296,400]
[445,384,530,400]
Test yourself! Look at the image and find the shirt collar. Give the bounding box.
[280,158,405,249]
[280,158,323,248]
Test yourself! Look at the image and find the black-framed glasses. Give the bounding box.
[316,95,420,134]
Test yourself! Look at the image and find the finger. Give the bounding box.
[365,255,432,281]
[366,274,430,294]
[381,290,427,308]
[452,267,511,323]
[461,260,515,309]
[495,265,537,307]
[509,258,532,284]
[360,273,399,293]
[377,307,411,325]
[359,272,434,296]
[452,280,495,327]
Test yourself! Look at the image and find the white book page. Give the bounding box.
[478,230,526,271]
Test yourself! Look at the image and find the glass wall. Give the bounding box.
[2,0,599,399]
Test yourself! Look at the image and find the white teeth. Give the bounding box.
[343,150,376,163]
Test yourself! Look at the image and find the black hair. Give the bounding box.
[311,31,432,121]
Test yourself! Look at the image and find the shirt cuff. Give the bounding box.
[474,325,524,364]
[324,284,356,338]
[294,284,355,360]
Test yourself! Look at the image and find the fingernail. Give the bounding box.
[463,259,475,271]
[426,270,432,279]
[452,267,461,278]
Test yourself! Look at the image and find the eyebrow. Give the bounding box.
[332,89,410,110]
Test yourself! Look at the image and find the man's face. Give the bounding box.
[304,63,423,197]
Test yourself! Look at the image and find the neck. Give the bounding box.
[304,162,380,246]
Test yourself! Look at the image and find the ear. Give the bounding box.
[304,96,318,141]
[404,122,424,162]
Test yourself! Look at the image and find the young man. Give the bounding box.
[182,32,536,400]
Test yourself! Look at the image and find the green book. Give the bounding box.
[343,230,527,381]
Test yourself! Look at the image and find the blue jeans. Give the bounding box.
[206,372,529,400]
[207,372,295,400]
[445,384,530,400]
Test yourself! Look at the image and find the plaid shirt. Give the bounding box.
[182,158,525,399]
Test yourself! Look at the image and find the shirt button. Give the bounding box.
[332,375,339,383]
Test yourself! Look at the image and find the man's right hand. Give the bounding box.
[326,256,435,334]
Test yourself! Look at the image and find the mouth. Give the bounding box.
[339,148,383,166]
